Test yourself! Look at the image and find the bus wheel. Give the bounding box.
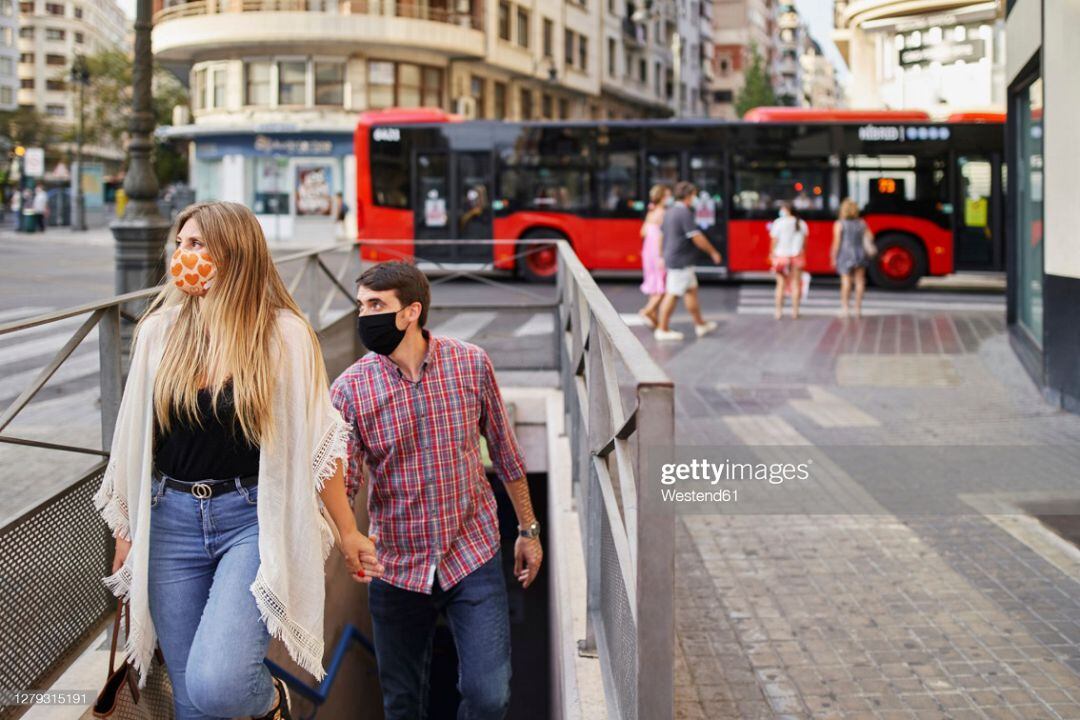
[518,231,563,283]
[868,234,927,290]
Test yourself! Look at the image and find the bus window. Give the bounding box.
[497,127,591,212]
[646,153,680,190]
[597,150,641,215]
[731,165,829,218]
[846,154,948,222]
[371,136,410,208]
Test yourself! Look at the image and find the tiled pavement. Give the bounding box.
[611,284,1080,720]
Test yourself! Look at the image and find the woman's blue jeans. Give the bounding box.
[147,473,276,720]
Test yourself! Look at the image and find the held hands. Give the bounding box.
[340,530,384,584]
[513,536,543,589]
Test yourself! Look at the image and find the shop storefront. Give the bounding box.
[183,131,356,245]
[1006,0,1080,413]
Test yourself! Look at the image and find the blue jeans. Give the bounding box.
[147,474,276,720]
[369,554,512,720]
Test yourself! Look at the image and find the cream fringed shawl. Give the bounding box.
[92,305,351,687]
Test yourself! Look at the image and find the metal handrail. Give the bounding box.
[555,241,674,720]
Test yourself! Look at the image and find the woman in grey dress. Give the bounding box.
[831,198,876,318]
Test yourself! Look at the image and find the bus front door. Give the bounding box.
[954,153,1003,270]
[413,150,494,264]
[454,151,494,263]
[413,151,452,264]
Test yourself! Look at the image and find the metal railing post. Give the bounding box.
[634,383,675,720]
[98,305,123,452]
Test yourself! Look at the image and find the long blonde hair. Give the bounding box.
[137,201,325,447]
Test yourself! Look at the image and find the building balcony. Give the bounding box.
[153,0,486,62]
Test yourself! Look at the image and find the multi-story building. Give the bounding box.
[832,0,1004,114]
[0,0,18,109]
[799,38,840,108]
[707,0,775,119]
[154,0,712,242]
[17,0,127,120]
[772,2,806,106]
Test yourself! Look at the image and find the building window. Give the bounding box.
[73,4,79,16]
[0,56,12,76]
[314,61,344,105]
[45,103,64,115]
[639,58,646,81]
[74,31,82,43]
[541,92,552,119]
[519,87,532,119]
[493,80,506,119]
[19,26,32,38]
[654,61,661,95]
[46,78,63,90]
[0,0,12,15]
[470,75,485,118]
[44,1,61,13]
[0,86,12,104]
[45,27,63,40]
[558,97,568,119]
[368,60,443,109]
[579,36,587,71]
[516,7,528,48]
[1014,73,1044,342]
[1,25,11,45]
[368,60,394,108]
[565,29,573,66]
[19,52,32,63]
[244,61,270,105]
[543,18,552,58]
[19,0,31,12]
[277,60,306,105]
[20,77,32,88]
[713,89,732,103]
[497,0,509,41]
[193,67,206,110]
[421,66,442,107]
[607,37,615,77]
[212,66,226,107]
[398,63,422,106]
[45,53,64,65]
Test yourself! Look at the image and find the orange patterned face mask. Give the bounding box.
[170,247,216,296]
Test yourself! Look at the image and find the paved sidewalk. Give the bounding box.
[621,299,1080,719]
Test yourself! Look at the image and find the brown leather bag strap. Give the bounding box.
[107,598,124,677]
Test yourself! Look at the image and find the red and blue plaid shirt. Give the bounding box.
[329,333,527,594]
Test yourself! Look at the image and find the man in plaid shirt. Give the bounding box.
[330,261,542,720]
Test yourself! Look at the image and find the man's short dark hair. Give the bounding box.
[673,181,696,200]
[356,261,431,327]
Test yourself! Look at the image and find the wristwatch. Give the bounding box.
[518,520,541,539]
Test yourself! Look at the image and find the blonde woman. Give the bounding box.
[94,202,383,720]
[831,198,875,318]
[637,183,670,328]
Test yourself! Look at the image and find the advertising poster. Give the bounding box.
[295,164,333,216]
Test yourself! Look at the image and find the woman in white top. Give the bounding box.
[768,202,808,319]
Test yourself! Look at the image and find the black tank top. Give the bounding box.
[154,380,261,482]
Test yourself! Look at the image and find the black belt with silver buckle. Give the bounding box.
[153,469,258,499]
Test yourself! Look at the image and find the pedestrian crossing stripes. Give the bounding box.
[736,284,1003,316]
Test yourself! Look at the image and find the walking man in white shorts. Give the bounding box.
[654,181,723,341]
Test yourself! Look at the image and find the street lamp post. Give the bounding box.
[110,0,171,304]
[70,55,89,232]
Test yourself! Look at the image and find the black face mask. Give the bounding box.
[357,310,407,356]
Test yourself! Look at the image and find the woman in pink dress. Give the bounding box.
[638,184,670,328]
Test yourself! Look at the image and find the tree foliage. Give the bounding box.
[734,43,778,118]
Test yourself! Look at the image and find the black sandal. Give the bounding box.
[254,676,292,720]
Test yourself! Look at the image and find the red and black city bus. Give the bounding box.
[353,106,1004,289]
